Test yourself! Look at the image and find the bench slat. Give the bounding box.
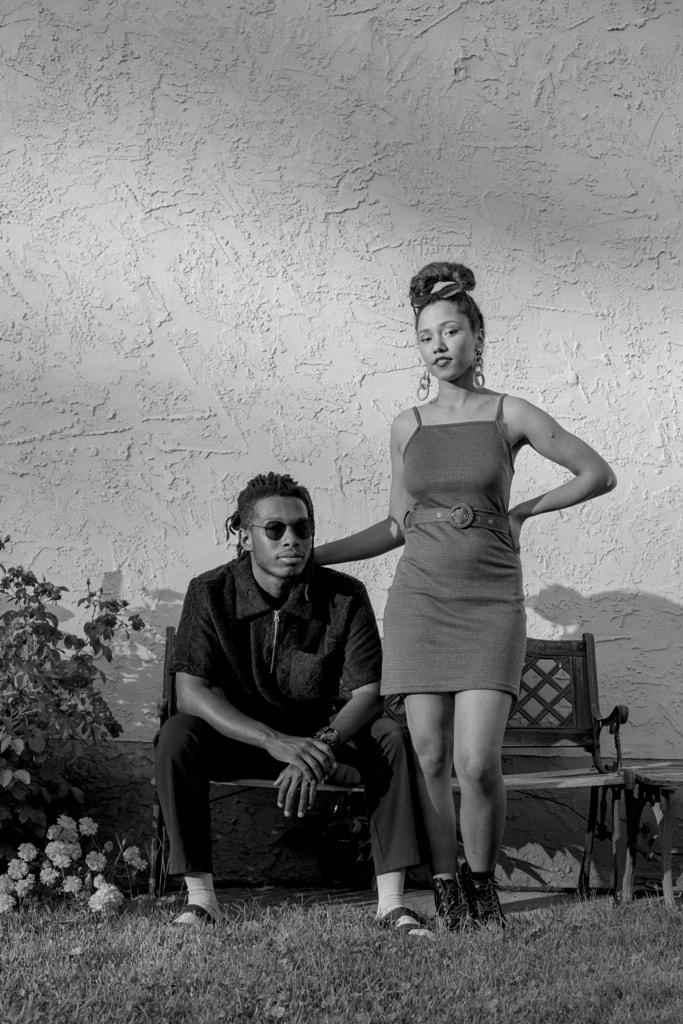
[215,769,625,794]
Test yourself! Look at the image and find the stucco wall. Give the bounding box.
[2,0,682,761]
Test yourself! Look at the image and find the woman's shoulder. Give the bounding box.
[391,406,422,442]
[392,406,420,427]
[389,407,421,456]
[499,392,541,420]
[498,393,555,444]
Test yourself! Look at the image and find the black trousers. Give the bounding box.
[154,714,424,877]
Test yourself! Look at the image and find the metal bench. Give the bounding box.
[149,628,629,897]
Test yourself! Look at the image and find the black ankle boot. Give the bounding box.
[432,875,477,931]
[461,863,506,928]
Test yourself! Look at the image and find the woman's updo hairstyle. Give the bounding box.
[409,261,485,337]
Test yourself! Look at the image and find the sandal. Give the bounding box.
[377,906,434,938]
[171,903,220,926]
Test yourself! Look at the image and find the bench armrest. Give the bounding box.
[595,704,629,772]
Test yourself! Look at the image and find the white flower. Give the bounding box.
[85,851,107,873]
[39,866,59,886]
[93,874,107,889]
[122,846,146,871]
[0,874,16,894]
[78,817,98,837]
[45,841,73,869]
[7,859,29,881]
[47,816,79,844]
[17,843,38,863]
[0,893,16,914]
[57,814,78,835]
[14,876,36,897]
[66,841,82,862]
[61,875,83,895]
[88,884,123,913]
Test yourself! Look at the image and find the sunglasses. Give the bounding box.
[248,519,314,541]
[411,282,466,312]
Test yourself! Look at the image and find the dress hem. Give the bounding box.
[381,682,520,698]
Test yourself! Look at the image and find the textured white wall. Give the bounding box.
[2,0,681,755]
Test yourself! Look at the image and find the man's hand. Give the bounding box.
[264,735,336,783]
[274,764,319,818]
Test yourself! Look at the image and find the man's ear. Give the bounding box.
[240,528,253,552]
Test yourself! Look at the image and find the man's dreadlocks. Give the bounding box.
[225,471,316,557]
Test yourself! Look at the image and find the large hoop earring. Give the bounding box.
[473,349,485,389]
[417,369,431,401]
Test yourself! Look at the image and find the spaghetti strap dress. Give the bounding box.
[381,394,526,699]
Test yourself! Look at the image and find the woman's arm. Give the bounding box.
[505,397,617,549]
[314,517,403,566]
[315,412,415,566]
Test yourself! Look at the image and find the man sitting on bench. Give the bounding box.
[154,471,429,934]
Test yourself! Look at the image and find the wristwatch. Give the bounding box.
[313,726,342,750]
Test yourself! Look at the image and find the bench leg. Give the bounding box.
[610,786,623,898]
[149,794,168,897]
[654,787,677,909]
[578,787,599,896]
[622,781,645,903]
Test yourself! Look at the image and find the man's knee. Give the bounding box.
[155,714,211,769]
[368,715,410,763]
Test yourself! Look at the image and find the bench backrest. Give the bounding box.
[506,634,606,765]
[159,628,617,772]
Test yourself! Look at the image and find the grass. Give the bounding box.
[2,894,683,1024]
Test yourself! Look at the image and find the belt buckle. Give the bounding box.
[449,503,474,529]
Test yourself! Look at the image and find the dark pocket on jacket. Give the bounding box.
[285,650,337,704]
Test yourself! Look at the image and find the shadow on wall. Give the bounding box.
[527,585,683,749]
[529,585,683,646]
[91,581,186,742]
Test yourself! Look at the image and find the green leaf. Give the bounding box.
[13,768,30,784]
[28,734,46,753]
[0,768,13,787]
[10,737,25,755]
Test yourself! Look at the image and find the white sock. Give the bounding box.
[375,869,407,918]
[433,872,456,881]
[182,872,221,921]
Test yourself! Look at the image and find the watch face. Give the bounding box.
[317,727,340,747]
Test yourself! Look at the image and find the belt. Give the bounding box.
[408,504,510,535]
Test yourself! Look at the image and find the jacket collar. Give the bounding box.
[233,555,323,621]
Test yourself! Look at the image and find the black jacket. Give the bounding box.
[170,556,382,736]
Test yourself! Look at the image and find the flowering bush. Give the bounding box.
[0,814,147,914]
[0,537,145,854]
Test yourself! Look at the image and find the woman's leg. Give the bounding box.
[404,693,457,874]
[452,689,512,871]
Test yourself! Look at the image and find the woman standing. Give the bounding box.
[315,262,616,929]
